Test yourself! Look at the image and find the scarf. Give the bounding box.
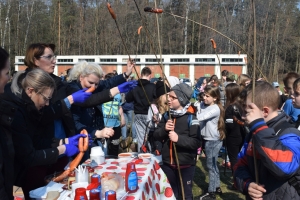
[170,102,191,117]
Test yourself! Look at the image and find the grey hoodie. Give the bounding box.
[195,102,221,140]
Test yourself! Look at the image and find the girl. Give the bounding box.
[153,83,200,200]
[224,83,245,175]
[146,81,170,154]
[236,74,251,91]
[198,85,225,200]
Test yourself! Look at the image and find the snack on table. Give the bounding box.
[101,172,123,194]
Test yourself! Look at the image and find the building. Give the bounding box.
[15,54,247,83]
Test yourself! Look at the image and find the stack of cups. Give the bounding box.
[90,146,105,165]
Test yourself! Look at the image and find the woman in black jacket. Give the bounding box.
[7,69,90,199]
[0,47,16,200]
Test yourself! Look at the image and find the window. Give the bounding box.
[100,59,117,62]
[222,58,243,62]
[195,58,215,62]
[18,59,24,62]
[122,58,140,62]
[145,58,164,62]
[170,58,189,62]
[78,59,95,62]
[57,59,73,62]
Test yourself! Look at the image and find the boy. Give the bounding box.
[234,81,300,199]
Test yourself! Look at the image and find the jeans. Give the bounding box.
[205,140,223,192]
[121,110,133,138]
[133,114,148,150]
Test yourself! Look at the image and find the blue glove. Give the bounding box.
[88,134,93,146]
[71,88,92,104]
[64,144,79,157]
[117,81,138,93]
[68,134,87,146]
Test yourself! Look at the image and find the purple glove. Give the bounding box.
[68,134,87,146]
[88,134,93,146]
[64,144,79,157]
[117,80,138,93]
[71,88,92,104]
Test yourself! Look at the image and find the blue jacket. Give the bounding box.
[234,112,300,199]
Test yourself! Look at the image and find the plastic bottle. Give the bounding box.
[125,162,138,193]
[74,188,88,200]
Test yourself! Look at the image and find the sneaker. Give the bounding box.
[204,187,222,195]
[199,192,216,200]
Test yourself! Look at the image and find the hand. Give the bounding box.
[169,131,178,142]
[125,60,134,76]
[248,182,266,200]
[165,120,174,131]
[67,134,87,146]
[117,81,138,93]
[120,116,126,127]
[71,88,92,104]
[245,103,263,124]
[64,144,79,157]
[99,127,114,138]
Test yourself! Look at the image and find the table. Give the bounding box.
[83,156,176,200]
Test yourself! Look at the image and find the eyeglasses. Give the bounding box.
[38,92,52,103]
[168,94,178,101]
[40,54,56,61]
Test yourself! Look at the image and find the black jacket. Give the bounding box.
[0,94,17,200]
[0,92,63,186]
[153,107,201,166]
[125,79,156,114]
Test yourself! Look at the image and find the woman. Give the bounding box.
[0,47,15,200]
[153,83,200,200]
[224,83,245,175]
[1,68,88,199]
[198,86,225,200]
[68,61,137,156]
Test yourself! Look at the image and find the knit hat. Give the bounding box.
[156,81,170,97]
[171,83,193,107]
[167,76,180,88]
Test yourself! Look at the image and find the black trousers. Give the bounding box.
[226,136,243,172]
[161,164,195,200]
[108,126,121,156]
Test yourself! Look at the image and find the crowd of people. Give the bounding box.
[1,43,300,200]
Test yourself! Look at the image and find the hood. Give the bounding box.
[137,79,150,86]
[266,112,290,128]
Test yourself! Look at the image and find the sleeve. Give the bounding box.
[71,106,97,138]
[73,89,112,108]
[225,105,235,133]
[153,115,169,141]
[11,111,59,168]
[176,116,201,150]
[95,74,126,92]
[125,89,134,103]
[250,118,300,180]
[197,105,220,122]
[233,154,254,195]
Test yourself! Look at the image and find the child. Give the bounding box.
[199,85,226,200]
[234,81,300,199]
[153,83,200,200]
[146,81,170,154]
[102,73,125,156]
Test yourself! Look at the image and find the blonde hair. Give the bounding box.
[67,61,104,82]
[22,68,55,93]
[156,95,168,114]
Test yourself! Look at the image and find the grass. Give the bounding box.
[192,156,245,200]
